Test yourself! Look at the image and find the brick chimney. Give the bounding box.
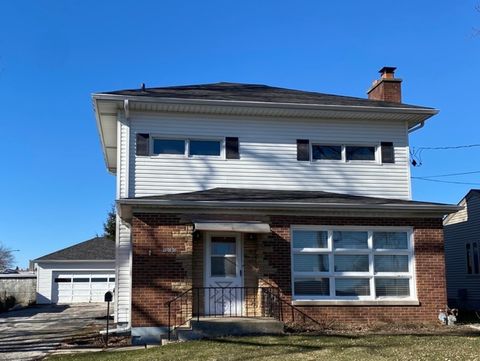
[367,66,402,103]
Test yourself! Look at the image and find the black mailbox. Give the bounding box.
[104,291,113,302]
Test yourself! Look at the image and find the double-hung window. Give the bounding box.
[291,227,415,302]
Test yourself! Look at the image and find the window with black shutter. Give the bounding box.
[225,137,240,159]
[297,139,310,161]
[136,133,150,156]
[381,142,395,163]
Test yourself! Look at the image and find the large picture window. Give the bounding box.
[291,228,415,301]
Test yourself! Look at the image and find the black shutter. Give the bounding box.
[225,137,240,159]
[297,139,310,161]
[136,133,150,156]
[381,142,395,163]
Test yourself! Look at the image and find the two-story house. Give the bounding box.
[93,67,459,343]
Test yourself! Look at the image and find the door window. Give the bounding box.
[210,236,237,277]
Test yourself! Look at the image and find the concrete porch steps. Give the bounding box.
[172,317,284,341]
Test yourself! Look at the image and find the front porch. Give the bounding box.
[168,227,298,340]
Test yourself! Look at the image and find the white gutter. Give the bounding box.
[408,121,425,133]
[124,99,130,119]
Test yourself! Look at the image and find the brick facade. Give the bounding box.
[131,212,446,328]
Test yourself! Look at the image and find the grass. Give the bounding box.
[48,331,480,361]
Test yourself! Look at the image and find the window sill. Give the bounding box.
[292,299,420,306]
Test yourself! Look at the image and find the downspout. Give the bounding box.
[408,121,425,133]
[124,99,130,119]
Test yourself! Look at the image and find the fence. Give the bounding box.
[0,274,36,311]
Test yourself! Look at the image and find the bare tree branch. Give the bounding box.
[475,3,480,36]
[0,243,15,270]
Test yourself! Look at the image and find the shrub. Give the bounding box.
[0,295,16,312]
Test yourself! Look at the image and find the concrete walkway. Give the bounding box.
[0,303,106,361]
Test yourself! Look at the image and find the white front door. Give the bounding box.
[205,233,243,316]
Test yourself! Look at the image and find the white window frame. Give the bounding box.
[310,143,380,164]
[150,135,225,159]
[290,225,416,303]
[188,138,224,159]
[150,137,187,158]
[345,144,379,163]
[311,144,343,163]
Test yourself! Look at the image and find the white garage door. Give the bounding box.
[53,272,115,303]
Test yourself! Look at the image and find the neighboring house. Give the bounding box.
[93,67,459,343]
[33,236,115,304]
[444,190,480,310]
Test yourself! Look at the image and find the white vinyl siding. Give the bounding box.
[127,113,410,200]
[291,226,416,302]
[116,218,132,325]
[444,193,480,307]
[119,113,130,198]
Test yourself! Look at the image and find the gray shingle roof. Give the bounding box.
[131,187,451,207]
[101,82,431,110]
[34,236,115,261]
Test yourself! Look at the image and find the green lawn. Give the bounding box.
[48,332,480,361]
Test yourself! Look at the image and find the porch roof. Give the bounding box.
[193,221,271,233]
[118,188,461,219]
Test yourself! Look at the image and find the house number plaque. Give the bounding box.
[162,247,177,253]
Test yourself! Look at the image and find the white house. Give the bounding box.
[93,67,459,343]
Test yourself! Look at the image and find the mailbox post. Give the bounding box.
[104,291,113,347]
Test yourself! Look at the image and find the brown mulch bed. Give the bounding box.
[60,323,131,349]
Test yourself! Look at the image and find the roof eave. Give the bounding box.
[117,198,460,219]
[93,97,115,174]
[92,93,438,118]
[33,259,115,263]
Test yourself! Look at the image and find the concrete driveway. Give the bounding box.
[0,303,107,361]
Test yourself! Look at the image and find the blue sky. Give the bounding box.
[1,1,479,268]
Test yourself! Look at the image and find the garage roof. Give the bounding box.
[34,236,115,261]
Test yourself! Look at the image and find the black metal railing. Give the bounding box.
[166,286,324,340]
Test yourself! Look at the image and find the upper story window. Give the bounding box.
[346,146,376,161]
[151,138,222,157]
[153,139,185,155]
[466,242,480,275]
[291,227,415,301]
[189,140,221,156]
[312,145,342,161]
[309,143,379,163]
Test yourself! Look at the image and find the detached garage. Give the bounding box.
[33,236,115,304]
